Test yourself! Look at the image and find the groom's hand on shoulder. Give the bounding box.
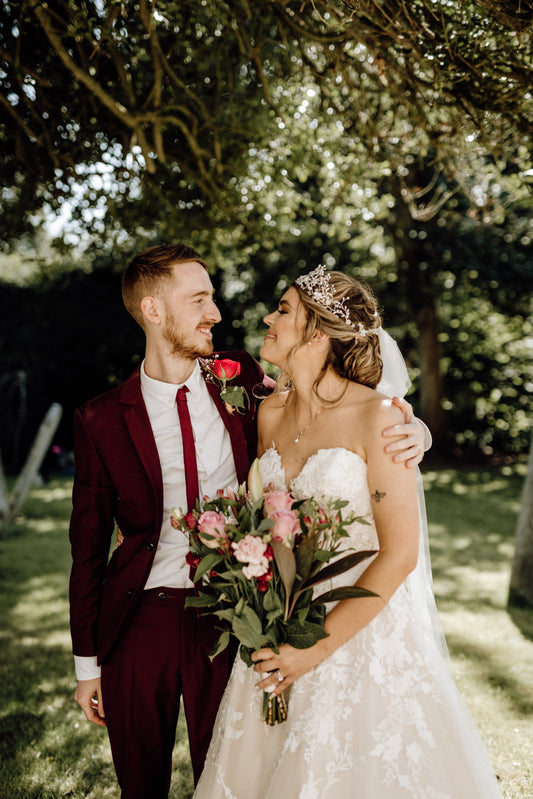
[382,396,430,469]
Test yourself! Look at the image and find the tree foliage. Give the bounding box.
[2,0,532,239]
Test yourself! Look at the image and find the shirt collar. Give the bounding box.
[140,359,205,407]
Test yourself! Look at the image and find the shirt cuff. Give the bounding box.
[415,418,432,452]
[74,655,101,681]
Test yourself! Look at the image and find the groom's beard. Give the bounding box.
[163,310,215,359]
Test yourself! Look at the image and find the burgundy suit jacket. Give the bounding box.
[69,351,274,665]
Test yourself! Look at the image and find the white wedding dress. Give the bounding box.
[193,447,504,799]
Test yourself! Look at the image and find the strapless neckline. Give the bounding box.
[261,445,366,492]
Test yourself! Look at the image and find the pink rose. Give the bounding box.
[263,490,294,517]
[270,509,299,548]
[197,511,228,549]
[232,534,267,564]
[213,359,241,380]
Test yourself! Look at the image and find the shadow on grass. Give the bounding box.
[508,606,533,643]
[445,632,533,717]
[0,711,45,760]
[424,462,523,588]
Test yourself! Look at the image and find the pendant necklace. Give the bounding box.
[294,405,323,444]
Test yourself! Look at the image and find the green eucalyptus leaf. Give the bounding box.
[294,532,319,583]
[220,385,246,408]
[263,587,283,614]
[255,518,275,534]
[209,630,230,661]
[239,646,254,668]
[286,621,329,649]
[214,608,236,623]
[232,605,263,650]
[194,552,224,581]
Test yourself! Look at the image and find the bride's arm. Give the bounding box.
[252,400,420,694]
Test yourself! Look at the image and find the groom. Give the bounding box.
[69,243,429,799]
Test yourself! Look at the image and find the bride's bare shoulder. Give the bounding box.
[257,390,290,453]
[341,383,404,439]
[258,389,290,418]
[352,385,403,422]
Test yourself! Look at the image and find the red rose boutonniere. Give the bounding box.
[201,357,249,414]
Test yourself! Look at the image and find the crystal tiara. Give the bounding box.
[294,265,377,336]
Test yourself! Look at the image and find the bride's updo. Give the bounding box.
[293,269,383,390]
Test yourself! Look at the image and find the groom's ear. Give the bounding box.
[140,295,163,326]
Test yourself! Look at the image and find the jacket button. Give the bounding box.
[146,542,155,551]
[157,591,166,600]
[128,588,135,598]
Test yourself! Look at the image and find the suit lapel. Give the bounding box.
[205,379,250,484]
[120,369,163,525]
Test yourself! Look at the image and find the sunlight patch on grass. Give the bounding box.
[34,485,73,503]
[10,575,69,627]
[16,516,69,534]
[434,566,512,609]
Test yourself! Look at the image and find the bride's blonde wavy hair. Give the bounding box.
[274,271,383,400]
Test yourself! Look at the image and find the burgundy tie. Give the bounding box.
[176,386,200,512]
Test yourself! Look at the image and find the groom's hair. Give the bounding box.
[122,243,208,327]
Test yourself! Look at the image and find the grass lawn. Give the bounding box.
[0,460,531,798]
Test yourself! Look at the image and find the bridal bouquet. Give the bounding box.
[171,459,376,725]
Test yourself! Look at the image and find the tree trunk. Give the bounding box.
[417,300,448,449]
[508,430,533,608]
[0,403,63,533]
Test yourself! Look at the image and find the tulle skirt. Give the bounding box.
[194,586,503,799]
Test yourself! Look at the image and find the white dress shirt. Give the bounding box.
[74,359,238,681]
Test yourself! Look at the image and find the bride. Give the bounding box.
[193,266,504,799]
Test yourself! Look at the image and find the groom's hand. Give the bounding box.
[74,678,107,727]
[382,397,429,469]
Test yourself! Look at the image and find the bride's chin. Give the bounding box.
[260,346,282,369]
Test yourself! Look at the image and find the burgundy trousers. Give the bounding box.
[101,588,233,799]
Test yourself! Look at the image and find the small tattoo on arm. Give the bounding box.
[371,489,386,503]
